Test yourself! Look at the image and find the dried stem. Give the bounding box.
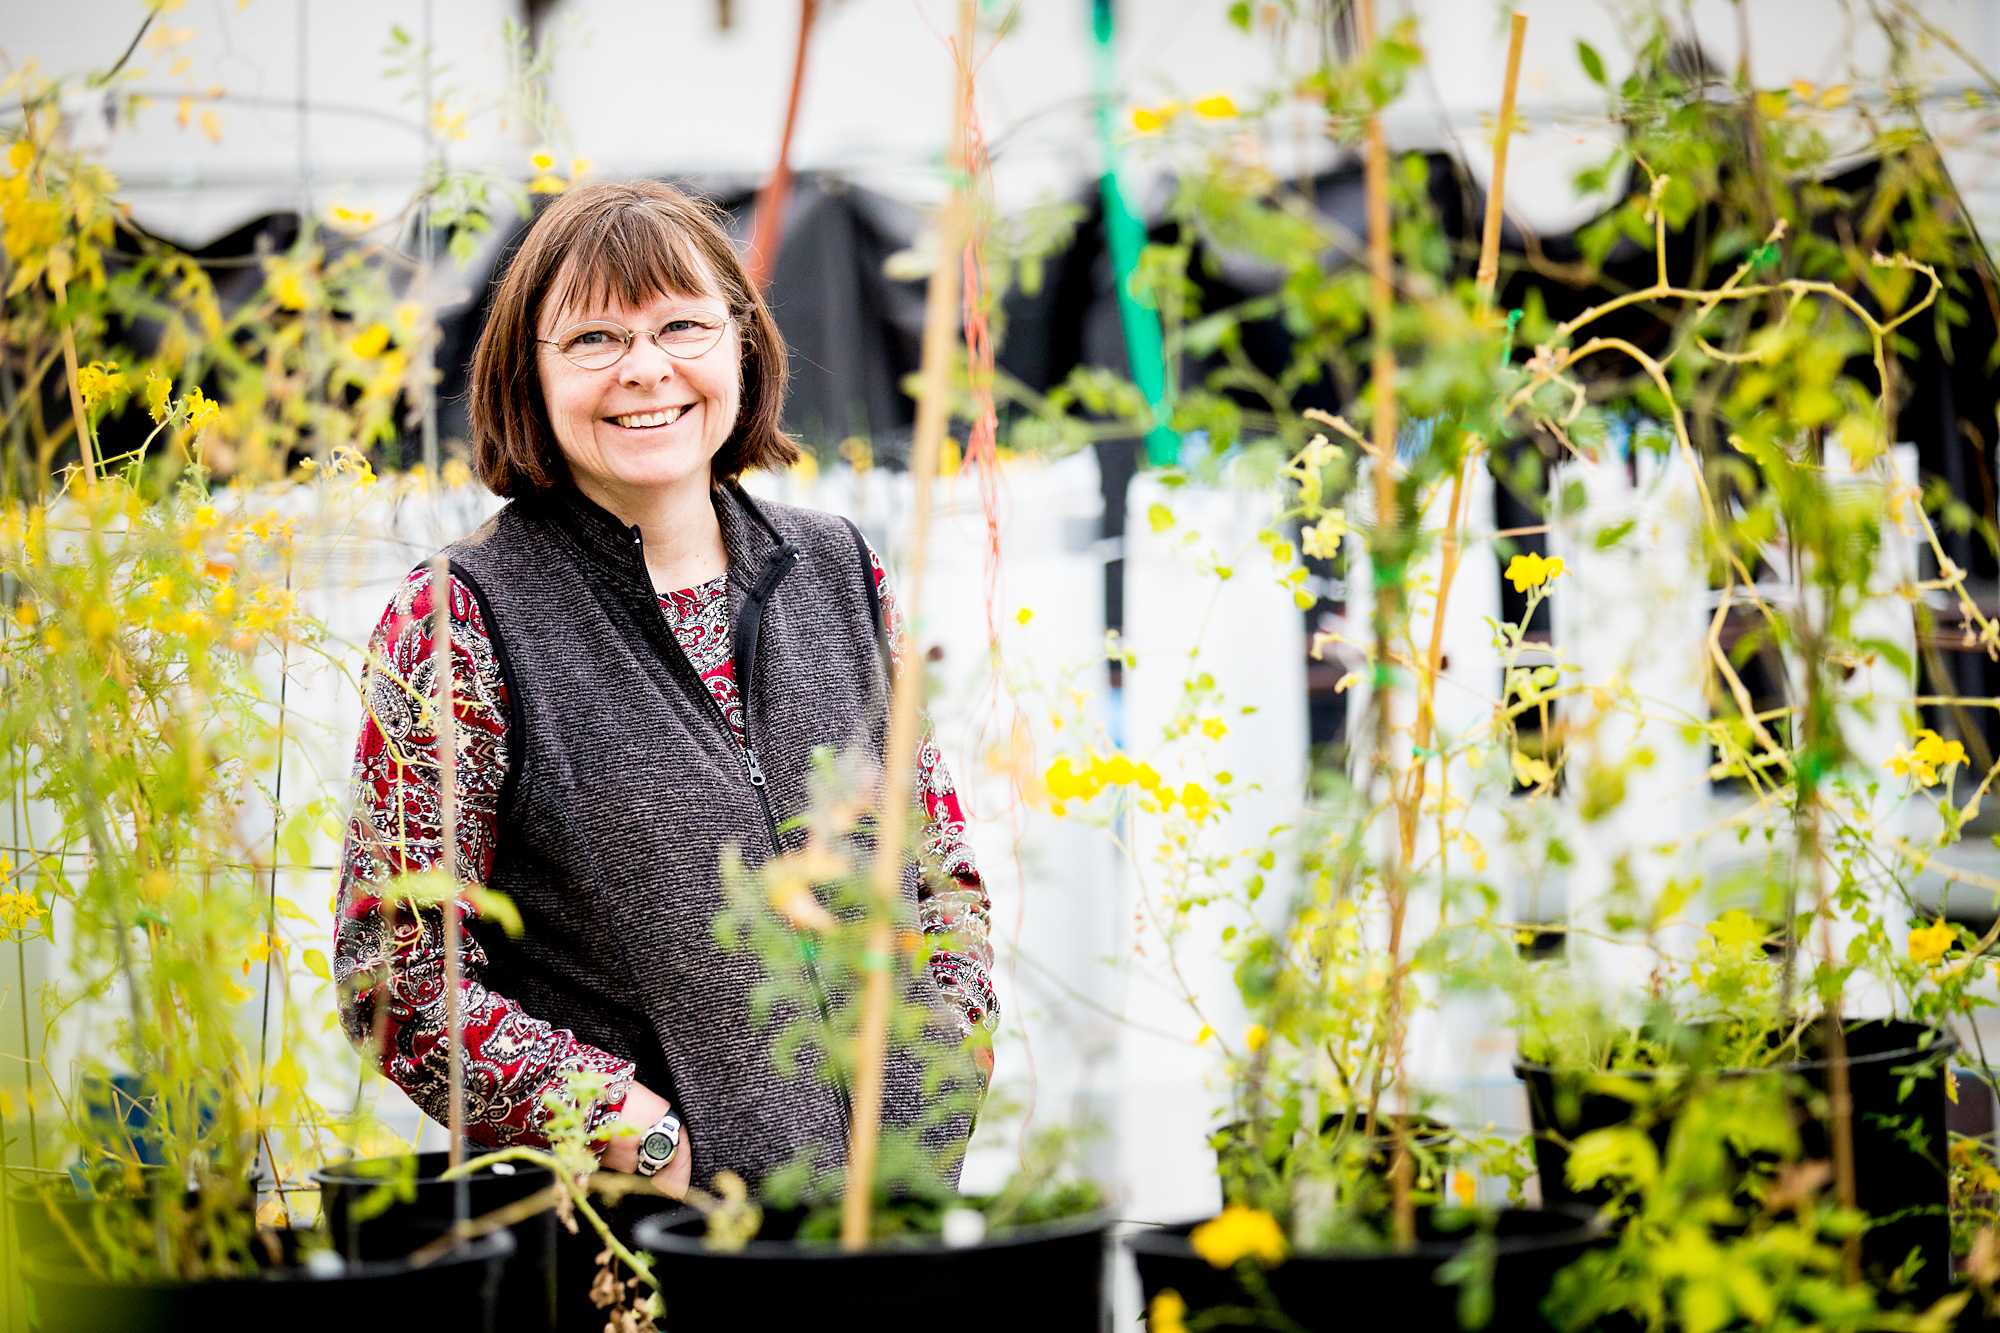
[840,0,976,1251]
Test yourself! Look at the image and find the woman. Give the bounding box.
[333,180,997,1197]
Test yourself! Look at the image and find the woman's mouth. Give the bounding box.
[607,404,692,429]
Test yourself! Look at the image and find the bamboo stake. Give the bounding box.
[840,0,976,1251]
[1355,0,1416,1252]
[1475,13,1530,303]
[431,555,466,1168]
[1411,12,1527,855]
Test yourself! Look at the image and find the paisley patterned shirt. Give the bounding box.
[334,540,996,1150]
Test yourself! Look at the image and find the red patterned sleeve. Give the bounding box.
[862,537,1000,1038]
[334,566,635,1149]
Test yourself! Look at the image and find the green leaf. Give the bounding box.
[1593,518,1637,550]
[1577,40,1608,88]
[1227,1,1252,31]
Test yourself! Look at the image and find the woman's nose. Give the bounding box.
[619,332,679,386]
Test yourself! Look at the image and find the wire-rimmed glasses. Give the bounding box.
[537,312,734,370]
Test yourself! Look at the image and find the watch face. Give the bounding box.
[643,1130,673,1159]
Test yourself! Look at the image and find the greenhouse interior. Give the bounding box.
[4,0,2000,1329]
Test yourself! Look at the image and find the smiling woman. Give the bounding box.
[332,180,997,1202]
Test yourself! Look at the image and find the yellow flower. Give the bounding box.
[1912,728,1968,771]
[144,368,173,423]
[1148,1289,1188,1333]
[1180,782,1214,824]
[1190,1205,1286,1268]
[1015,607,1034,626]
[0,888,44,933]
[1191,93,1240,119]
[1300,516,1345,560]
[77,360,125,408]
[1194,1024,1214,1046]
[330,203,376,230]
[1706,909,1767,958]
[528,174,566,195]
[1130,102,1183,134]
[529,147,557,173]
[1504,552,1566,592]
[348,322,392,359]
[569,156,592,178]
[1451,1171,1477,1206]
[5,140,32,175]
[267,257,311,311]
[430,100,469,142]
[1244,1023,1268,1053]
[1885,749,1936,787]
[1909,919,1955,966]
[1888,730,1963,789]
[181,386,221,432]
[1200,717,1229,742]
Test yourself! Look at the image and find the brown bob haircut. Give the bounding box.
[467,179,799,497]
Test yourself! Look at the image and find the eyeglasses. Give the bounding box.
[537,312,734,370]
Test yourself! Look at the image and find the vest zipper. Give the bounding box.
[637,527,856,1139]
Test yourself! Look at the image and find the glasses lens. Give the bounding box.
[657,314,727,358]
[558,322,629,369]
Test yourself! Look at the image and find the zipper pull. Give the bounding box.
[744,745,767,787]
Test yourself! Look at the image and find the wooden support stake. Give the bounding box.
[840,0,976,1252]
[1476,12,1530,303]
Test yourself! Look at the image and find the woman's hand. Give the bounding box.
[601,1081,694,1198]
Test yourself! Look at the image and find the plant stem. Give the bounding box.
[1354,0,1415,1253]
[841,0,976,1251]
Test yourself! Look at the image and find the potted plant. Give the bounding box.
[0,25,531,1326]
[1488,10,1999,1327]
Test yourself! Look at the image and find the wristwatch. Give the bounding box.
[634,1108,684,1178]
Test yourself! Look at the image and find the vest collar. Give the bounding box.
[537,480,792,593]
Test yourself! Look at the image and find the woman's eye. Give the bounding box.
[571,330,612,346]
[662,319,701,334]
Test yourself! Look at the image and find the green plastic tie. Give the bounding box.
[1501,307,1524,366]
[1748,241,1781,271]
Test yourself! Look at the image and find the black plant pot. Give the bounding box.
[633,1205,1110,1331]
[1213,1113,1456,1196]
[1516,1018,1955,1299]
[1126,1206,1603,1332]
[316,1151,563,1332]
[8,1168,262,1270]
[21,1227,512,1333]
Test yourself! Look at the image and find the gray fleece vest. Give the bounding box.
[445,482,966,1190]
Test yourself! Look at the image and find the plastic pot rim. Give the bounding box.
[20,1225,515,1291]
[311,1150,558,1191]
[633,1205,1111,1263]
[1122,1204,1606,1266]
[1513,1018,1957,1082]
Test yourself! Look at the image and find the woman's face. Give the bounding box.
[535,282,742,510]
